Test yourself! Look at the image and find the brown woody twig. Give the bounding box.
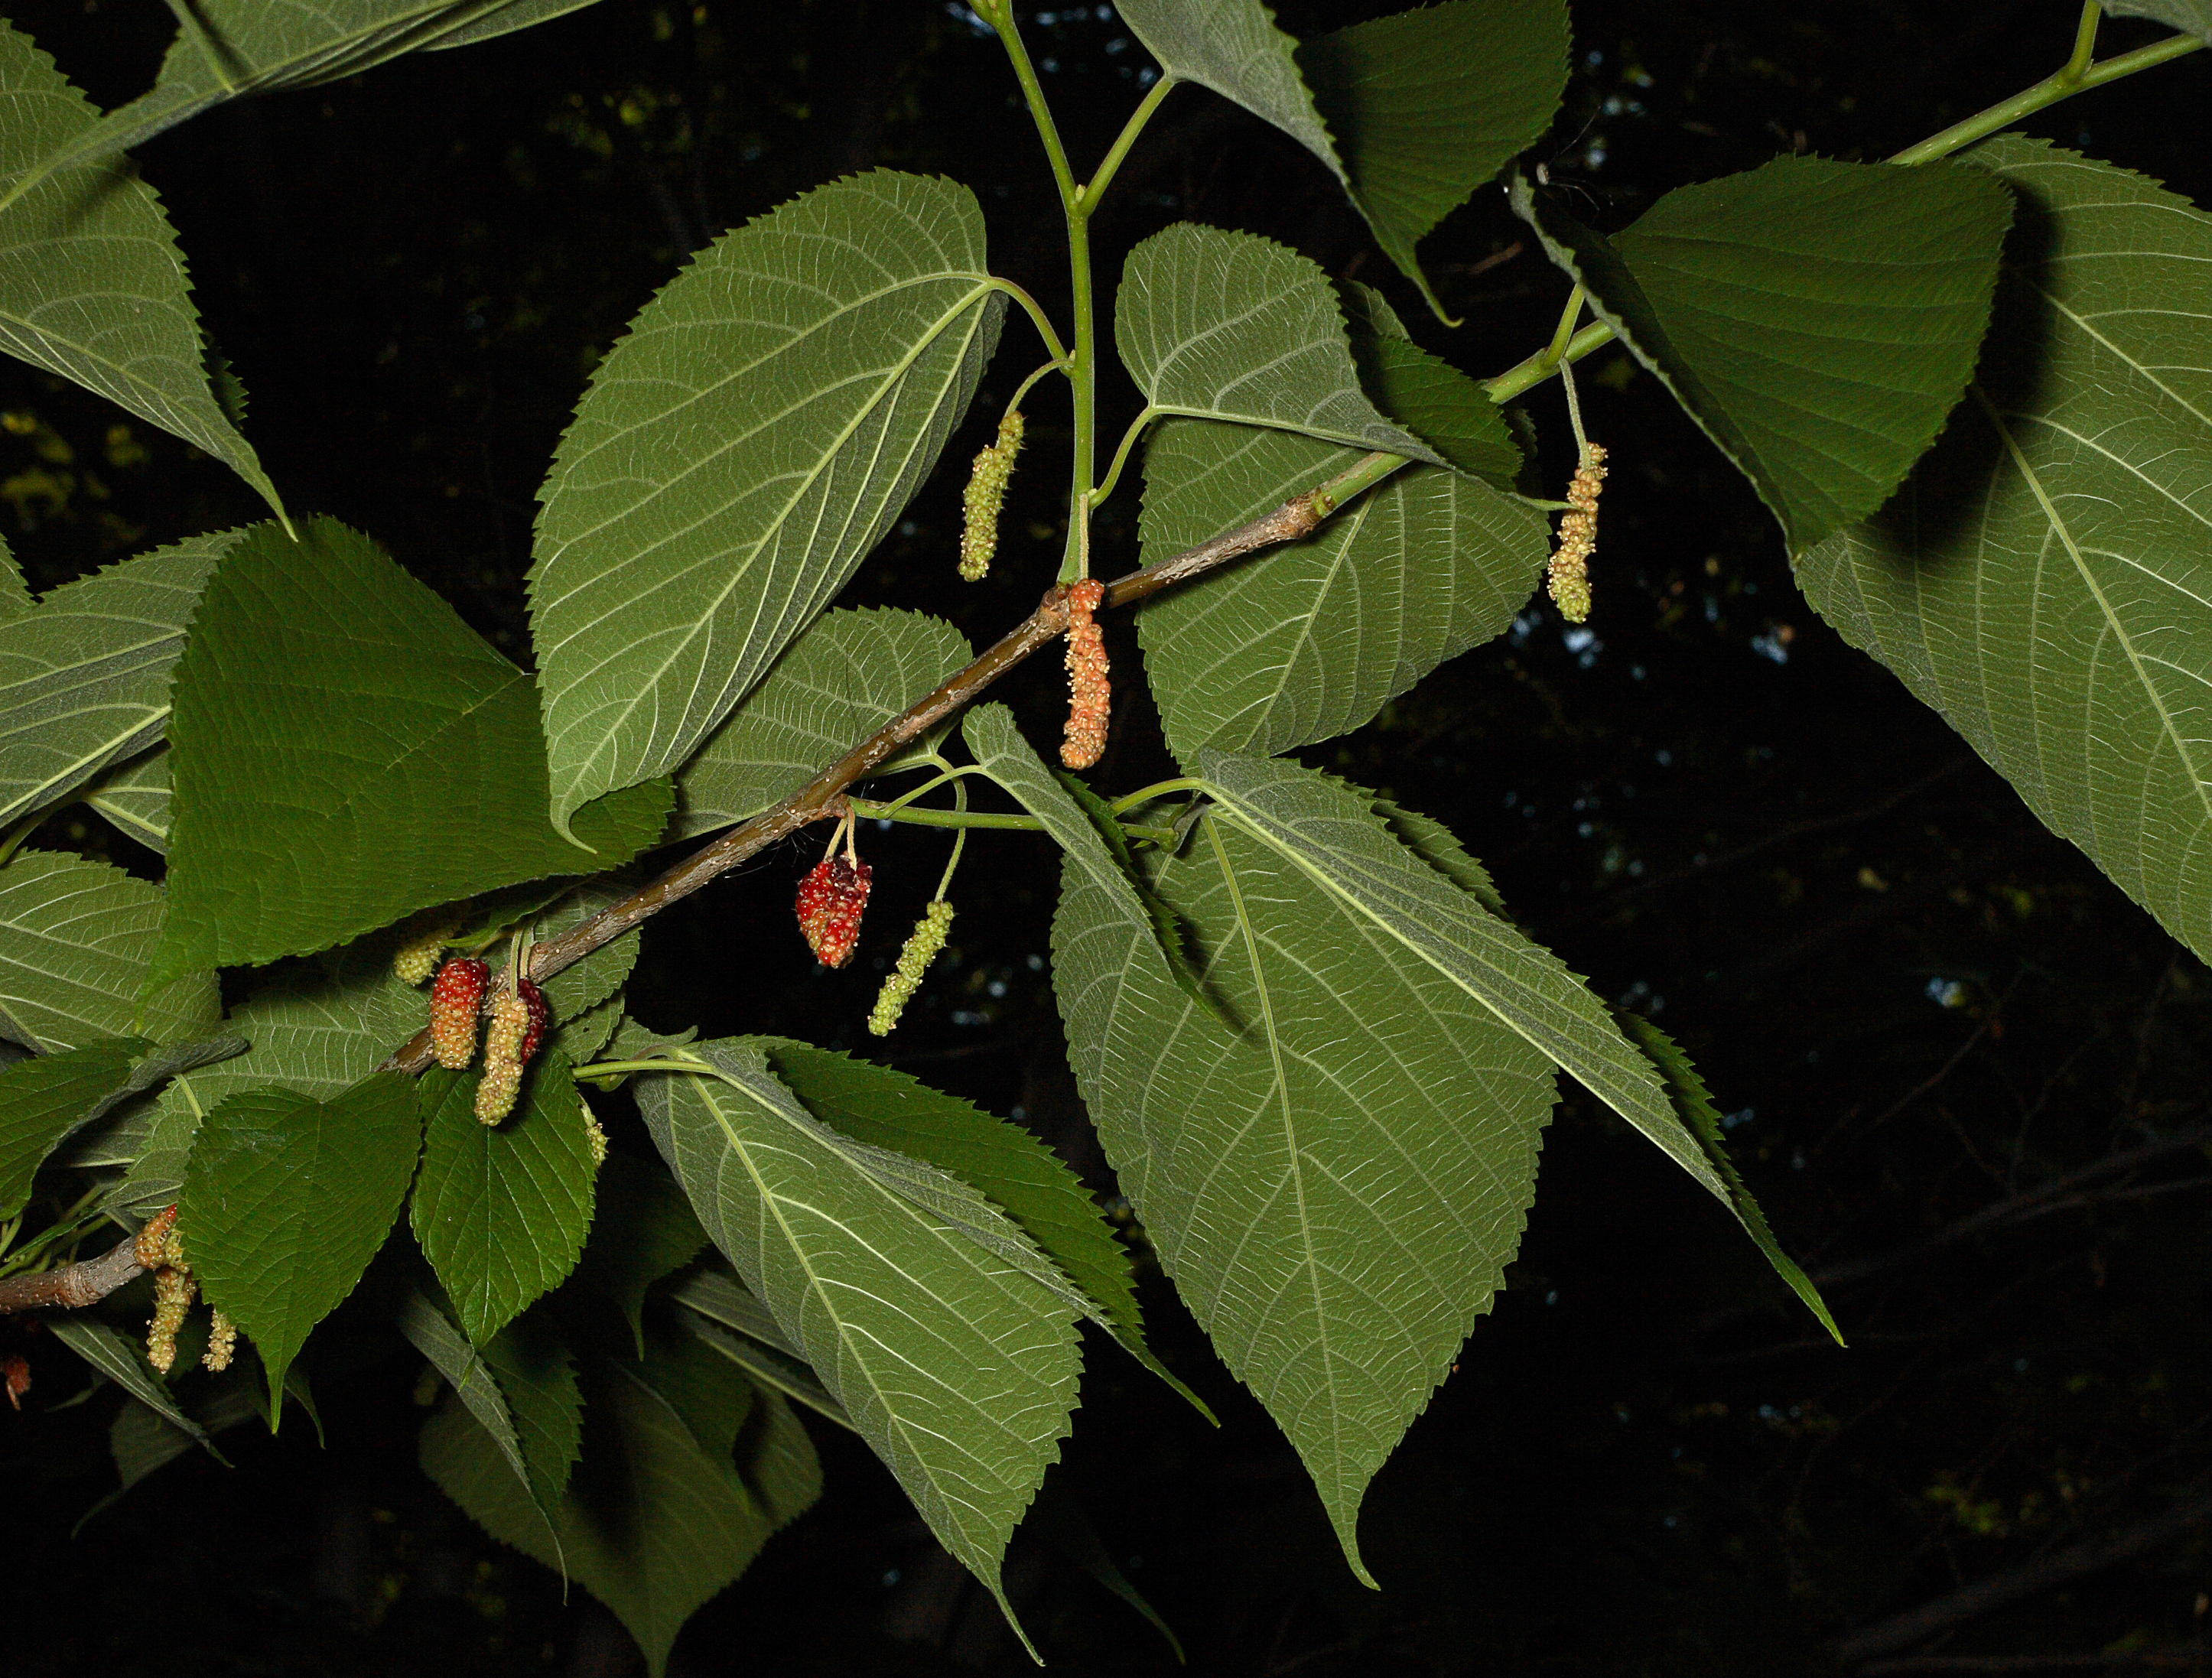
[2,462,1376,1318]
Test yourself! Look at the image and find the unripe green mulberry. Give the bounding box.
[392,909,461,986]
[958,411,1024,581]
[868,899,955,1036]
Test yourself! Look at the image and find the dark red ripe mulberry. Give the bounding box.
[516,978,549,1064]
[795,856,872,969]
[430,958,491,1070]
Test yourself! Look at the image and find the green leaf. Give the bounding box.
[423,1338,819,1678]
[1115,223,1439,460]
[635,1040,1079,1642]
[0,527,31,619]
[179,1073,422,1418]
[1616,1014,1838,1342]
[566,1150,708,1354]
[37,1032,248,1173]
[2100,2,2212,39]
[1026,1474,1187,1663]
[1137,420,1545,762]
[1112,0,1341,194]
[1371,797,1508,919]
[531,171,1004,839]
[0,531,239,838]
[45,1315,208,1444]
[155,518,670,990]
[1342,282,1522,485]
[411,1052,600,1344]
[392,1286,545,1515]
[482,1309,586,1519]
[756,1036,1205,1417]
[1796,138,2212,967]
[1,2,611,202]
[1113,0,1565,317]
[0,850,219,1052]
[96,940,425,1214]
[669,1267,854,1431]
[1050,769,1553,1583]
[558,990,625,1065]
[964,703,1216,1023]
[532,884,639,1026]
[105,1368,261,1498]
[1299,0,1570,320]
[1511,154,2014,552]
[673,607,971,841]
[0,1035,145,1216]
[81,747,170,853]
[1191,755,1760,1212]
[0,24,282,515]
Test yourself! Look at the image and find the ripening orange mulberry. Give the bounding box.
[430,958,490,1070]
[1061,577,1110,769]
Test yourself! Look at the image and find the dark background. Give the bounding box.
[3,2,2210,1673]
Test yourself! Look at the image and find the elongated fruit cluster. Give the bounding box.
[868,899,955,1036]
[796,855,872,968]
[475,977,548,1125]
[1061,576,1109,769]
[134,1205,236,1373]
[430,958,491,1070]
[1546,441,1609,625]
[959,410,1025,581]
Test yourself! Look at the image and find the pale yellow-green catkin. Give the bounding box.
[203,1309,238,1373]
[1547,442,1608,625]
[958,412,1024,581]
[147,1263,195,1374]
[583,1111,610,1166]
[868,899,955,1036]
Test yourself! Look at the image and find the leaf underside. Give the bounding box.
[1137,418,1547,763]
[1115,222,1439,461]
[1051,764,1553,1582]
[636,1040,1078,1646]
[673,606,971,841]
[0,23,281,512]
[0,849,218,1053]
[1797,136,2212,965]
[530,171,1003,837]
[0,530,242,837]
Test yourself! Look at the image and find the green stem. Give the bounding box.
[1078,73,1178,218]
[1109,776,1205,814]
[1092,405,1158,509]
[1309,449,1412,519]
[985,5,1097,583]
[1485,19,2204,402]
[847,795,1174,845]
[1888,18,2199,164]
[987,279,1072,366]
[571,1055,714,1082]
[933,779,970,902]
[1543,285,1586,368]
[860,765,991,821]
[1482,320,1617,405]
[1004,358,1069,427]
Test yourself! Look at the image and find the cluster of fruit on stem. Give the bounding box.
[420,947,547,1124]
[135,1205,233,1374]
